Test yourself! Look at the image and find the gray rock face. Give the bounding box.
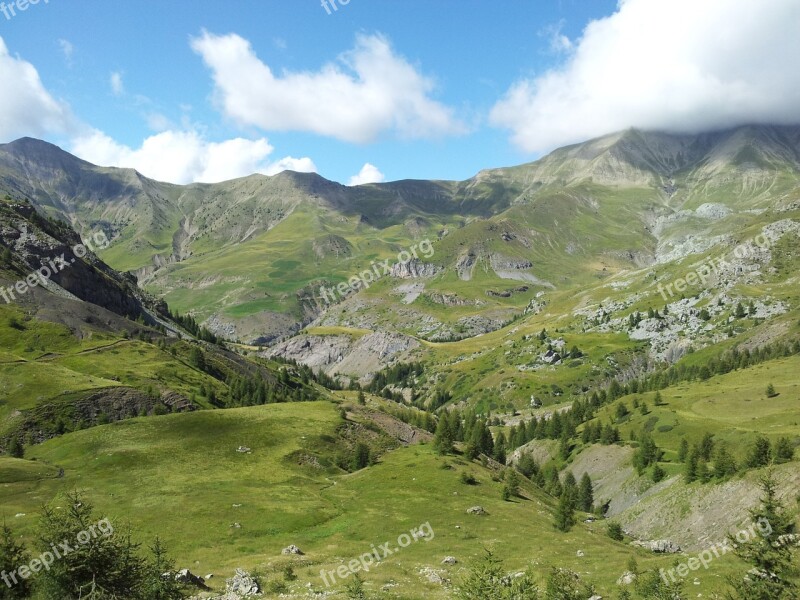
[456,252,477,281]
[267,331,420,380]
[390,259,441,279]
[631,539,682,553]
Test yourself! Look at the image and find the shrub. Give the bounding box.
[607,522,624,541]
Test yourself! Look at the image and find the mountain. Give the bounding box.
[1,126,800,599]
[3,125,799,344]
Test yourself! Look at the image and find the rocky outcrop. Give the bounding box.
[630,539,682,554]
[456,252,477,281]
[11,387,198,444]
[390,259,441,279]
[267,331,420,380]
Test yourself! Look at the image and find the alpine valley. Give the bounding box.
[1,124,799,599]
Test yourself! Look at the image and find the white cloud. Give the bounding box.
[348,163,385,186]
[491,0,800,153]
[58,39,74,66]
[70,129,317,184]
[110,72,125,96]
[190,31,466,143]
[145,112,172,132]
[0,37,72,141]
[541,21,572,54]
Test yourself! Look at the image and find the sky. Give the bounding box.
[1,0,799,186]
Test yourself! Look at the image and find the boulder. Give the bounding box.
[224,569,261,597]
[441,556,458,565]
[617,571,637,585]
[282,544,304,555]
[466,506,487,515]
[175,569,206,589]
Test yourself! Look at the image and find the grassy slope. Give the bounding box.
[0,399,761,598]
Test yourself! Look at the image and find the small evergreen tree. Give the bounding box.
[0,522,31,599]
[774,438,795,463]
[504,469,520,498]
[747,436,772,468]
[678,438,689,462]
[36,492,145,599]
[635,569,686,600]
[456,549,539,600]
[433,416,454,455]
[139,537,184,600]
[344,573,366,600]
[766,383,778,398]
[726,473,797,599]
[607,522,624,541]
[6,437,23,459]
[577,473,594,512]
[554,492,576,532]
[352,443,371,470]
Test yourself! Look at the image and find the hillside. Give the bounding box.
[3,125,799,344]
[0,126,799,599]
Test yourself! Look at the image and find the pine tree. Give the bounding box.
[6,437,23,459]
[766,383,778,398]
[139,537,184,600]
[726,473,797,599]
[504,469,520,499]
[554,492,576,532]
[678,438,689,462]
[345,573,367,600]
[493,431,507,464]
[747,436,772,468]
[456,549,539,600]
[684,447,699,483]
[651,464,666,482]
[699,432,715,461]
[0,522,31,599]
[713,444,738,478]
[774,438,794,463]
[577,473,594,512]
[353,443,371,470]
[36,492,146,598]
[607,522,624,541]
[433,416,454,455]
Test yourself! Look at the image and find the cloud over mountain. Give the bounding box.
[491,0,800,153]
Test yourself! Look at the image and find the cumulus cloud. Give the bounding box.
[71,129,317,184]
[0,37,72,141]
[348,163,385,186]
[491,0,800,153]
[190,31,466,143]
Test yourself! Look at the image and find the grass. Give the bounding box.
[0,400,760,598]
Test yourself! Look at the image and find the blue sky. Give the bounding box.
[1,0,798,185]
